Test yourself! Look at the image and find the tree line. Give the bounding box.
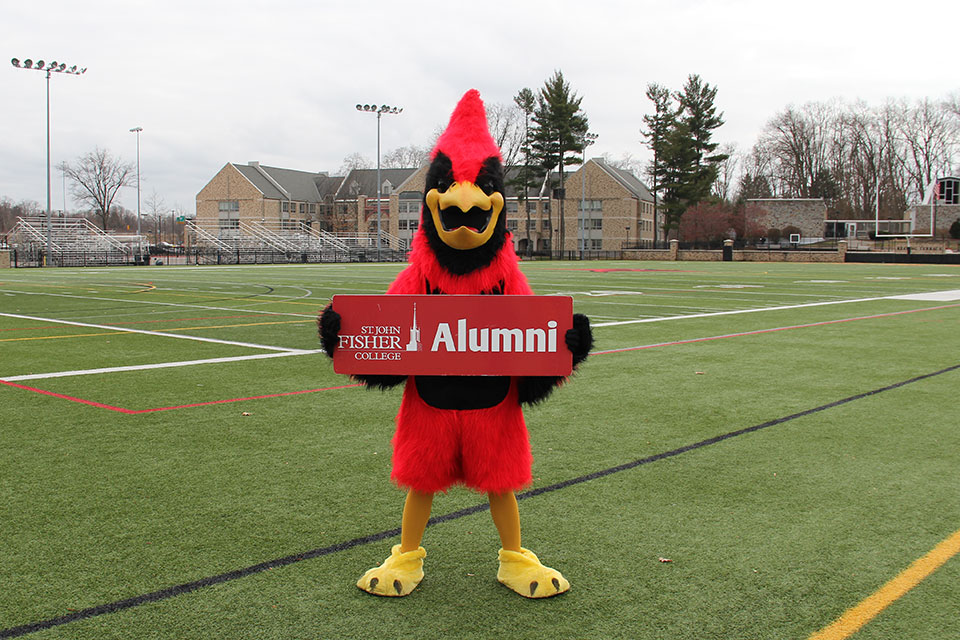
[7,75,957,244]
[737,96,960,220]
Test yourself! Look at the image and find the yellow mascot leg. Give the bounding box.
[490,491,570,599]
[356,490,432,597]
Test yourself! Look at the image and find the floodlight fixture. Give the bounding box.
[354,101,403,261]
[11,55,87,266]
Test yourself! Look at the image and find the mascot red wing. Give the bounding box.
[319,89,592,598]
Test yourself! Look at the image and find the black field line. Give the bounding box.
[2,363,958,639]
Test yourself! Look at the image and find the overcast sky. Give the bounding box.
[3,0,957,216]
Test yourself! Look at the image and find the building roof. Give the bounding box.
[591,158,653,202]
[335,168,418,199]
[232,162,341,203]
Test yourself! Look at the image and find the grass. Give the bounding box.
[0,259,958,639]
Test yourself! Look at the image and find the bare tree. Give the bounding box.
[896,97,957,199]
[599,152,643,176]
[0,197,40,233]
[757,102,834,198]
[382,145,429,168]
[485,101,523,169]
[338,152,372,175]
[712,143,739,202]
[144,189,166,243]
[63,148,135,230]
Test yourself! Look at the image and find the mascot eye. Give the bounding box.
[478,177,496,195]
[436,176,453,193]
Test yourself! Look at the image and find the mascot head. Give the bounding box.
[421,89,507,275]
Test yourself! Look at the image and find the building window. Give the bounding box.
[308,204,317,215]
[590,218,602,230]
[281,201,291,213]
[936,178,958,205]
[578,199,602,212]
[590,239,602,250]
[219,200,239,213]
[506,200,519,213]
[507,219,518,231]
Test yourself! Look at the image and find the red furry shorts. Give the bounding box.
[390,378,532,494]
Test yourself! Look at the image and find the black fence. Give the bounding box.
[846,252,960,264]
[6,246,410,268]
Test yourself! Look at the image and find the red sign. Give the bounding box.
[332,294,573,376]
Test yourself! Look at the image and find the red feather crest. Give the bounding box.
[431,89,502,183]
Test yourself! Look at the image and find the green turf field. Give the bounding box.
[1,260,958,639]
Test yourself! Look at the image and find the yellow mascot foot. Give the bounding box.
[356,545,426,597]
[497,548,570,598]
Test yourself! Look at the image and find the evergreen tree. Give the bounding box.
[650,74,726,239]
[676,74,726,204]
[530,71,589,252]
[511,87,539,256]
[641,83,675,242]
[658,118,699,238]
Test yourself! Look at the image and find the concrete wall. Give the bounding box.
[747,199,827,239]
[623,240,846,263]
[908,203,960,237]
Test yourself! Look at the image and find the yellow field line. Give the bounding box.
[808,527,960,639]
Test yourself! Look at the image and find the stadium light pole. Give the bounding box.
[356,103,402,261]
[11,57,86,267]
[130,127,143,261]
[578,132,598,258]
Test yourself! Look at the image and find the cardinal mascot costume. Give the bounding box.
[319,89,592,598]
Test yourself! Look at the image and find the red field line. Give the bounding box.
[3,303,956,414]
[0,380,136,413]
[127,384,363,413]
[592,304,960,355]
[0,380,362,414]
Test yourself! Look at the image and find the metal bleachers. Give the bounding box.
[185,219,406,262]
[8,216,138,266]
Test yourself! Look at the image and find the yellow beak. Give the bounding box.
[425,181,504,250]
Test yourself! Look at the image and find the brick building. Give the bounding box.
[195,159,655,254]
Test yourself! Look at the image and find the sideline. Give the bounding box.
[1,363,957,639]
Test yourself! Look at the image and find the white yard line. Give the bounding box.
[591,293,928,327]
[0,312,304,352]
[1,350,322,382]
[0,288,315,318]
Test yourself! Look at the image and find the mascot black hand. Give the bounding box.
[317,303,405,390]
[318,304,341,357]
[566,313,593,367]
[518,313,593,405]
